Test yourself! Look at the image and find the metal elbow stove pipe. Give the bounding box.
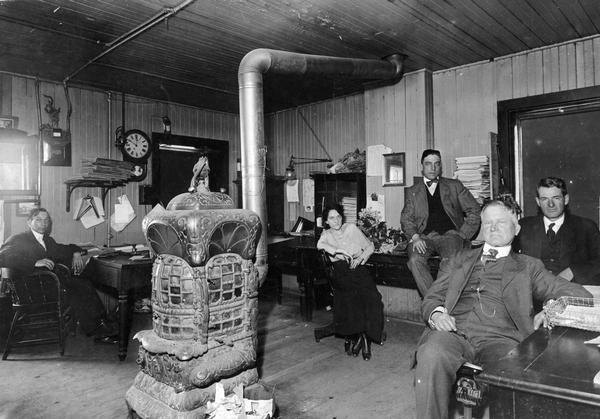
[238,49,405,284]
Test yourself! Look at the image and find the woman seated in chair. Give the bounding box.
[317,204,384,361]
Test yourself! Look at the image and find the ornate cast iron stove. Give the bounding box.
[126,161,262,418]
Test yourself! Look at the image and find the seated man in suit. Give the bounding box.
[514,176,600,284]
[414,196,591,419]
[401,149,481,296]
[0,208,117,343]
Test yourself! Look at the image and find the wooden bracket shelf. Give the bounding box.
[64,179,127,212]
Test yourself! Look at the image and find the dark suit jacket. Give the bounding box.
[401,176,481,240]
[422,247,592,341]
[0,230,81,274]
[514,214,600,285]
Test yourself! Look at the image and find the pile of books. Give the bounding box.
[341,196,357,224]
[68,158,135,182]
[454,155,490,204]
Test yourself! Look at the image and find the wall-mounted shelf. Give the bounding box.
[64,179,127,212]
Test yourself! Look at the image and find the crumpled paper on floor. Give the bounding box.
[205,383,273,419]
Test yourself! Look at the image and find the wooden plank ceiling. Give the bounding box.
[1,0,599,114]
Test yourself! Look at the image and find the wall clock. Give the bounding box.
[121,129,152,163]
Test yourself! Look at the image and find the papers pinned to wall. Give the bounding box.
[367,144,392,176]
[302,179,315,212]
[286,180,299,203]
[146,203,166,220]
[73,196,105,229]
[111,194,136,232]
[367,193,385,221]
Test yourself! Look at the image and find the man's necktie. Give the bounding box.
[481,248,498,264]
[426,179,438,187]
[547,223,556,241]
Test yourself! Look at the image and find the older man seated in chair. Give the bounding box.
[413,196,591,419]
[0,208,117,343]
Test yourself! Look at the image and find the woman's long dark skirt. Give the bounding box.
[330,261,384,342]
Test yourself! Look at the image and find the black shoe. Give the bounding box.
[351,335,363,357]
[361,334,372,361]
[344,335,358,356]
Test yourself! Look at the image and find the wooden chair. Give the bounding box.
[455,362,486,419]
[313,249,336,342]
[2,265,73,360]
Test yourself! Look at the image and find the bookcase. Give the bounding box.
[311,172,366,232]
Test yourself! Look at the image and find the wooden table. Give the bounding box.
[478,326,600,418]
[87,254,153,361]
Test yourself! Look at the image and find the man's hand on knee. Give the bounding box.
[72,252,84,275]
[430,311,457,332]
[412,237,427,254]
[34,258,54,270]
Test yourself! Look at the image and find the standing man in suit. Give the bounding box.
[414,197,591,419]
[514,176,600,285]
[0,208,117,343]
[401,149,481,296]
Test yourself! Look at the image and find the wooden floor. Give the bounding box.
[0,291,425,418]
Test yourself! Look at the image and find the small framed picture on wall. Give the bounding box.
[382,152,406,186]
[0,116,19,130]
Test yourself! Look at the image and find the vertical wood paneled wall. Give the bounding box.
[2,74,239,246]
[364,69,434,229]
[265,95,365,229]
[3,34,599,246]
[433,35,600,183]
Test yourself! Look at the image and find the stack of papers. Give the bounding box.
[67,158,135,182]
[454,155,490,204]
[114,244,149,253]
[341,196,357,224]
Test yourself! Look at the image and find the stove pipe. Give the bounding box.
[238,48,405,283]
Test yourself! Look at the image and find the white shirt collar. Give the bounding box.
[544,214,565,233]
[482,243,511,259]
[423,177,439,194]
[30,229,46,249]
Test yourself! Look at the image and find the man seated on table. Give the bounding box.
[514,176,600,285]
[413,196,591,419]
[0,208,117,343]
[401,149,481,297]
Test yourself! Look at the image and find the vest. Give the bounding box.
[453,259,521,346]
[423,185,455,235]
[540,233,563,275]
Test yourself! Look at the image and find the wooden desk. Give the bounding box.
[478,327,600,418]
[87,255,153,361]
[266,235,439,321]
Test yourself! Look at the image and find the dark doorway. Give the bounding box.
[498,86,600,223]
[151,133,229,206]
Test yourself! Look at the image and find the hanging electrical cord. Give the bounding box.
[297,108,333,161]
[35,78,43,130]
[34,78,43,199]
[63,81,72,134]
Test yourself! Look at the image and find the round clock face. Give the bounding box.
[121,129,151,162]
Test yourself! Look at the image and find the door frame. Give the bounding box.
[498,85,600,201]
